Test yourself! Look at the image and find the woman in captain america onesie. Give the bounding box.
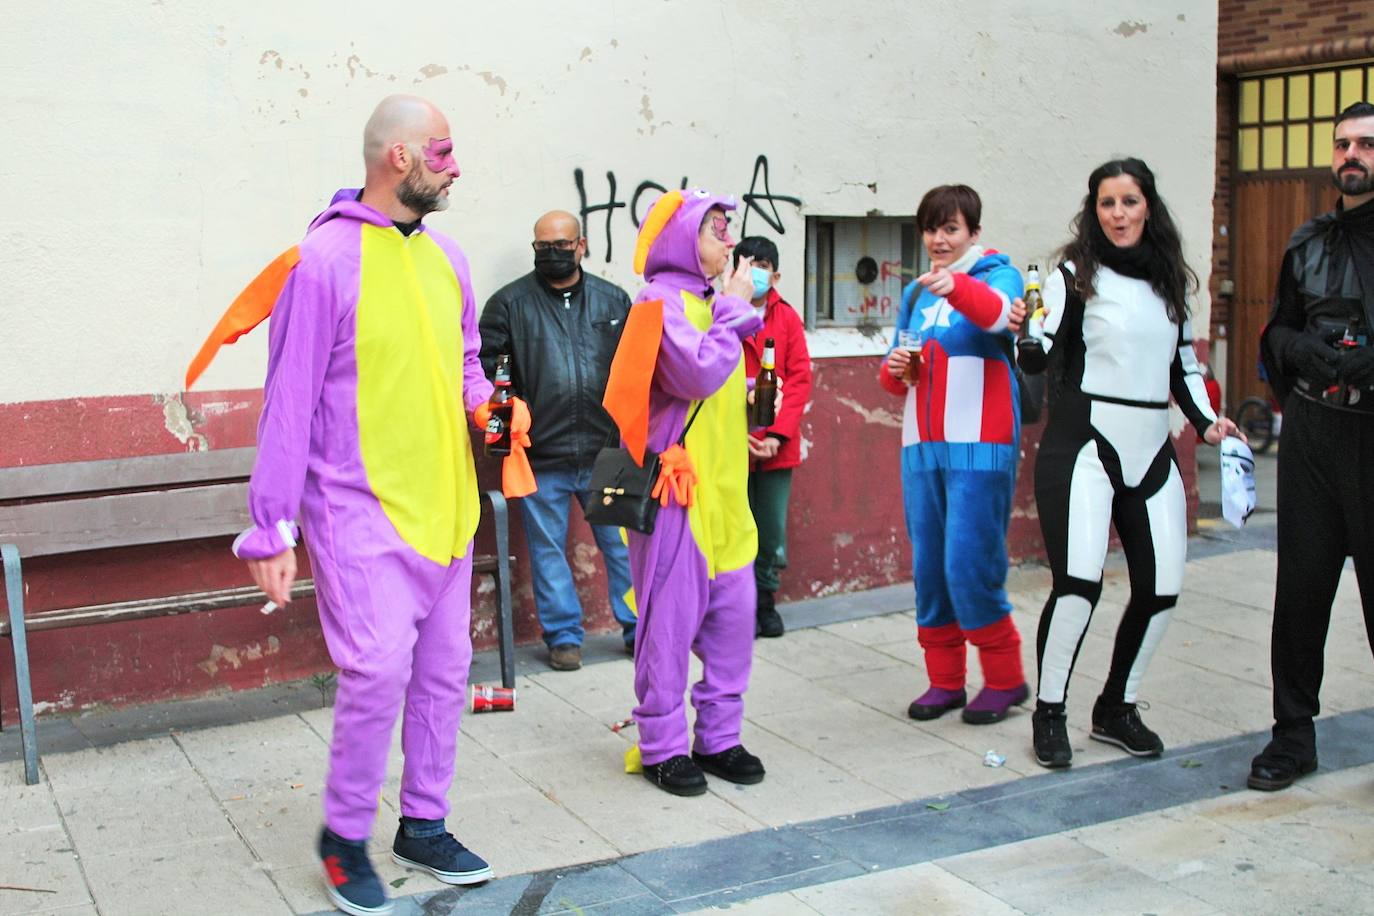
[603,188,768,797]
[879,185,1031,727]
[1018,158,1241,769]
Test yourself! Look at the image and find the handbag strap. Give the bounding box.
[677,401,705,446]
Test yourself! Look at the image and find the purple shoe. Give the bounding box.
[961,683,1029,724]
[907,686,967,721]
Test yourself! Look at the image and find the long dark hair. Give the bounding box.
[1058,158,1197,323]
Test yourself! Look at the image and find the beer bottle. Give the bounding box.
[484,354,514,457]
[1024,264,1043,321]
[753,337,778,427]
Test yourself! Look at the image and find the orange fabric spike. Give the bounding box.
[184,246,302,390]
[651,444,696,508]
[502,398,537,498]
[633,190,684,276]
[602,299,664,466]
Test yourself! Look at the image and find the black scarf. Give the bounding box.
[1093,234,1156,281]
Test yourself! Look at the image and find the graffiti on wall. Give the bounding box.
[574,155,803,262]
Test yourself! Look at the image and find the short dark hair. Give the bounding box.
[915,185,982,233]
[733,236,780,269]
[1335,101,1374,129]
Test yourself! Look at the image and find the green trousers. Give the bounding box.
[747,468,793,593]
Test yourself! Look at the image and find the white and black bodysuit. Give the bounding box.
[1032,262,1216,708]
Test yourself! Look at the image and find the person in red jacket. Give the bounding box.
[735,237,814,637]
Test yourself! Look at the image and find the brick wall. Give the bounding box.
[1220,0,1374,59]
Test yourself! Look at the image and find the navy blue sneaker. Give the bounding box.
[391,817,493,885]
[318,827,392,915]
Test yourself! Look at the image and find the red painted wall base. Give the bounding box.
[0,355,1200,718]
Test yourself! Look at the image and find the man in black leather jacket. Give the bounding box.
[480,211,636,671]
[1250,102,1374,791]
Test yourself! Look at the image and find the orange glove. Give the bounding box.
[651,444,697,508]
[502,398,536,497]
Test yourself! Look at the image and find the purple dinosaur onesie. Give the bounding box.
[232,189,494,842]
[626,189,765,771]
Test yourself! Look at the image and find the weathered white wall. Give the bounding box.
[0,0,1217,401]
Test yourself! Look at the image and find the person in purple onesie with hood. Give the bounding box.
[194,96,508,916]
[603,188,769,796]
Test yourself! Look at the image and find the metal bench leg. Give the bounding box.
[484,490,516,689]
[2,545,40,786]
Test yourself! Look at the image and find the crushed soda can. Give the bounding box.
[983,750,1006,768]
[469,684,516,713]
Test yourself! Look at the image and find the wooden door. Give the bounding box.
[1227,176,1333,408]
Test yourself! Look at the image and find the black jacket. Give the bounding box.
[1261,196,1374,404]
[479,271,632,470]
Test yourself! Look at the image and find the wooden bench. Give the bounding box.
[0,447,515,786]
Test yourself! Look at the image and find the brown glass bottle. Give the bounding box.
[752,338,777,427]
[484,354,514,457]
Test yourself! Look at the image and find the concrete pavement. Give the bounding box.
[5,450,1374,914]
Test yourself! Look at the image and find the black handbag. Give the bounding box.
[583,403,703,535]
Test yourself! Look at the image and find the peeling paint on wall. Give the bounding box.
[832,396,901,429]
[160,394,208,451]
[197,635,282,677]
[477,71,508,95]
[1113,20,1149,37]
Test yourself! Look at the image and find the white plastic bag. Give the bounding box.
[1219,436,1256,528]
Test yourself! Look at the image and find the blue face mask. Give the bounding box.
[750,266,773,299]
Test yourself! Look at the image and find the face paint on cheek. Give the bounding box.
[708,214,731,243]
[422,137,458,175]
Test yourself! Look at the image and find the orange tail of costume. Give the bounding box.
[184,246,301,390]
[601,299,664,465]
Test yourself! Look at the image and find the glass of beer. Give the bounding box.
[898,330,921,383]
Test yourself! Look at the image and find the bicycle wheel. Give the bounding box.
[1233,397,1275,454]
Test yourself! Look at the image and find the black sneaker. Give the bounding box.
[318,827,392,916]
[692,745,766,785]
[1248,738,1318,791]
[1032,703,1072,769]
[756,590,784,638]
[391,817,492,885]
[642,754,708,796]
[1090,699,1164,757]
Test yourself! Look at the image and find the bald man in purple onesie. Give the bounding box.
[231,96,497,916]
[613,188,770,796]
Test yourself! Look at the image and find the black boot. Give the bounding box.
[1090,697,1164,757]
[692,745,766,784]
[1248,725,1318,791]
[1032,702,1072,769]
[642,754,707,796]
[756,589,784,638]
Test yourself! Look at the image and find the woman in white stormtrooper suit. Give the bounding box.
[1018,158,1242,768]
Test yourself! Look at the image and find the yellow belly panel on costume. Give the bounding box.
[355,224,478,564]
[680,290,757,577]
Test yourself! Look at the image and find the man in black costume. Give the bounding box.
[1250,101,1374,791]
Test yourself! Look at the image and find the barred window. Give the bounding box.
[1237,61,1372,173]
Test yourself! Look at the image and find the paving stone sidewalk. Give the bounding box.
[4,452,1371,915]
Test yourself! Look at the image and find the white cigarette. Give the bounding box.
[260,600,278,615]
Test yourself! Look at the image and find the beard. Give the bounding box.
[1332,163,1374,197]
[397,164,449,215]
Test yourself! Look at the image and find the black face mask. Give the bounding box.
[534,247,578,281]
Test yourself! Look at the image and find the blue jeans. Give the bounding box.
[519,466,637,648]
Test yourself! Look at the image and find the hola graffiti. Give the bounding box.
[574,155,803,263]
